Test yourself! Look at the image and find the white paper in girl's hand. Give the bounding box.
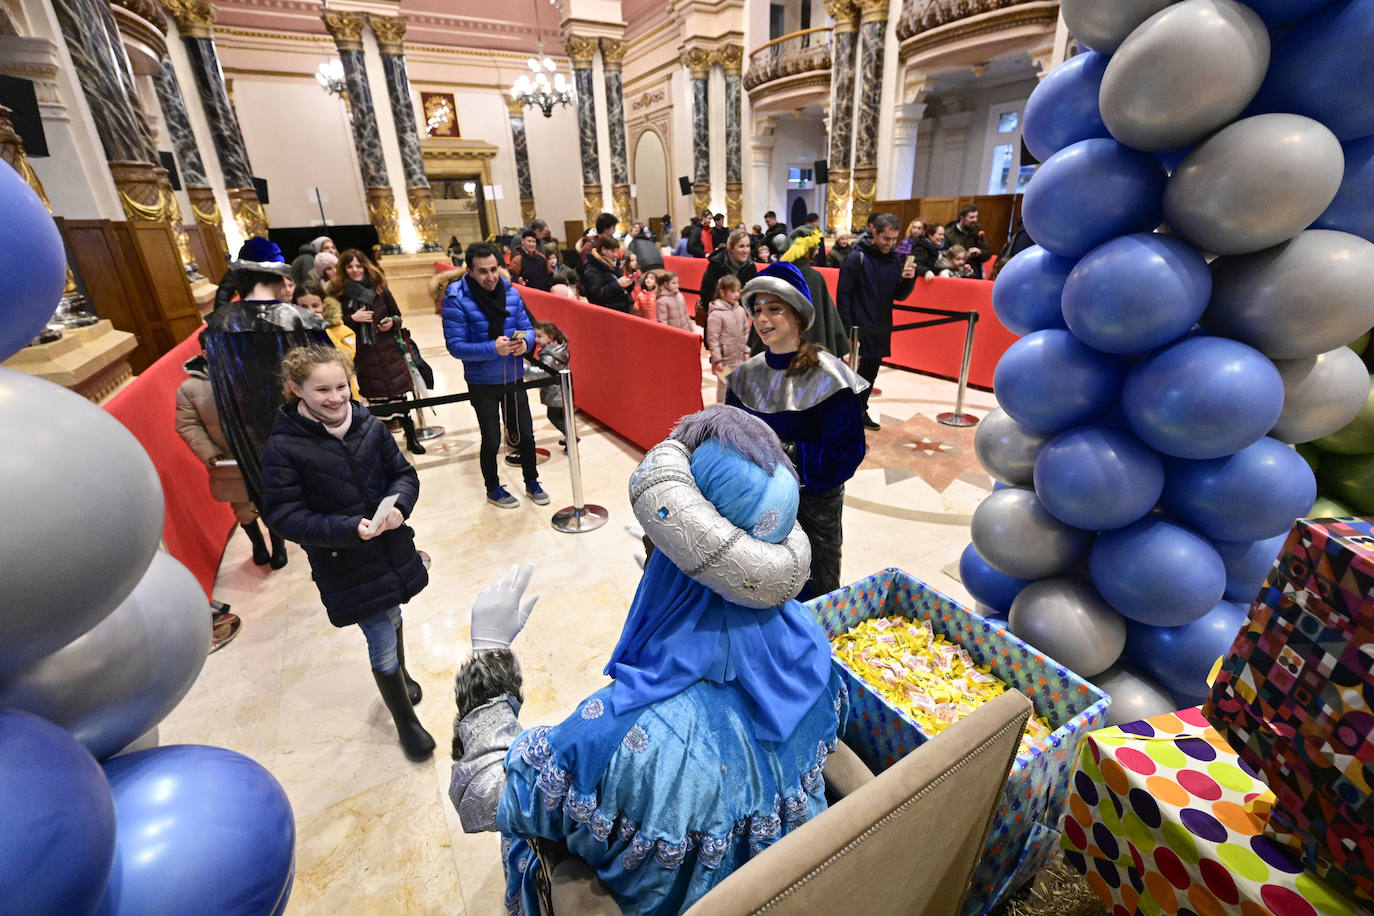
[364,493,399,536]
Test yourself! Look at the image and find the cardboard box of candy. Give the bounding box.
[807,568,1110,916]
[1204,517,1374,904]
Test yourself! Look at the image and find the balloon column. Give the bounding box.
[0,159,295,915]
[965,0,1374,717]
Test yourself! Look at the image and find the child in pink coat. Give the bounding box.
[706,274,750,403]
[655,272,694,332]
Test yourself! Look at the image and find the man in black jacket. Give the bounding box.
[510,230,554,291]
[581,235,634,312]
[761,211,788,249]
[686,210,714,258]
[836,212,917,431]
[945,205,992,279]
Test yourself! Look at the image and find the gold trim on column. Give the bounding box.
[824,0,860,33]
[187,184,230,267]
[228,187,269,239]
[716,45,744,78]
[611,183,631,232]
[405,185,439,249]
[367,14,406,55]
[519,195,536,227]
[599,37,626,71]
[321,11,366,52]
[725,181,743,228]
[855,0,889,25]
[563,35,598,68]
[159,0,214,39]
[160,172,201,276]
[826,168,853,235]
[505,95,527,116]
[366,186,401,248]
[582,182,604,228]
[680,45,713,79]
[851,166,877,229]
[109,160,168,222]
[0,104,51,209]
[692,181,711,220]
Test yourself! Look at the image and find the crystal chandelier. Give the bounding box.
[508,0,573,118]
[315,59,346,97]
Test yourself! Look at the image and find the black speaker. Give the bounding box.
[159,151,182,190]
[0,75,48,157]
[814,159,828,184]
[678,176,692,196]
[252,175,269,205]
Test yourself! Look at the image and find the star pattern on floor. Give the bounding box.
[906,435,954,456]
[862,412,982,492]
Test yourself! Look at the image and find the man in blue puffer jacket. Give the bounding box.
[442,241,549,509]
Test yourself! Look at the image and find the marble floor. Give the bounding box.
[159,312,1006,914]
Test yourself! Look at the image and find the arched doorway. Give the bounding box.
[632,130,668,230]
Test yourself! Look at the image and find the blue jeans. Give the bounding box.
[358,607,402,673]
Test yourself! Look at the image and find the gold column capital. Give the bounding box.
[599,37,626,70]
[322,10,366,52]
[367,14,407,55]
[679,45,713,79]
[855,0,889,25]
[563,34,599,68]
[365,186,401,248]
[506,95,528,117]
[824,0,859,32]
[159,0,215,38]
[715,44,743,77]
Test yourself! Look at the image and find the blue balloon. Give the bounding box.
[0,708,116,915]
[1122,336,1284,459]
[992,480,1011,490]
[991,246,1075,336]
[1241,0,1338,24]
[99,745,294,916]
[0,160,68,363]
[958,542,1033,615]
[994,329,1127,433]
[1022,51,1110,163]
[1021,138,1167,258]
[1061,233,1212,354]
[1124,599,1249,697]
[1212,532,1289,602]
[1090,517,1227,626]
[1153,146,1194,174]
[1312,135,1374,243]
[1162,438,1317,541]
[1034,424,1165,531]
[1254,0,1374,141]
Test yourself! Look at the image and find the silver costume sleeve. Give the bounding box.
[448,696,523,833]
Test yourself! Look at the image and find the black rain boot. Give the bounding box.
[372,668,435,761]
[398,415,426,455]
[268,530,288,570]
[243,521,270,565]
[394,622,422,705]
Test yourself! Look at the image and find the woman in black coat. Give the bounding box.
[698,229,758,316]
[261,345,434,761]
[580,235,635,312]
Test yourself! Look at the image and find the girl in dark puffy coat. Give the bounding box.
[260,345,434,761]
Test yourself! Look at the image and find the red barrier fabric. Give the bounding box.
[663,255,707,310]
[521,288,705,450]
[104,331,235,598]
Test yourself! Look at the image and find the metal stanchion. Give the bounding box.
[412,403,445,442]
[936,311,981,428]
[847,326,861,371]
[551,368,608,533]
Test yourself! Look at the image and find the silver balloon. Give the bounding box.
[974,407,1055,486]
[0,369,164,676]
[1271,347,1372,443]
[1092,664,1178,726]
[1100,0,1269,152]
[1203,230,1374,359]
[1060,0,1178,53]
[1163,115,1344,256]
[113,726,160,758]
[0,552,210,760]
[1008,578,1126,677]
[970,487,1093,580]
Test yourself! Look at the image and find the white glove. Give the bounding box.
[470,563,539,653]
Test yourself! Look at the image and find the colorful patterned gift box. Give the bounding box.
[1204,517,1374,904]
[1061,707,1358,916]
[806,568,1110,916]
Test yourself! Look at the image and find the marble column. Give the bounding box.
[850,0,889,228]
[824,0,858,234]
[563,35,602,226]
[505,97,537,227]
[162,0,267,240]
[599,37,631,231]
[369,14,440,253]
[323,11,400,253]
[152,56,229,269]
[681,45,712,219]
[718,44,744,228]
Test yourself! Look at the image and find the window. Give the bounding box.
[996,111,1019,133]
[987,144,1015,196]
[982,102,1034,195]
[787,167,813,188]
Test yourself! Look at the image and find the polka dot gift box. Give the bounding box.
[1061,706,1359,916]
[806,567,1110,916]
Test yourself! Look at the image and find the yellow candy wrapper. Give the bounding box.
[832,615,1052,756]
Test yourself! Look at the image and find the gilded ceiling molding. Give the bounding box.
[321,10,366,52]
[367,13,406,56]
[158,0,214,39]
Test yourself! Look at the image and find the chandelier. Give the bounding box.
[315,58,345,97]
[508,0,573,118]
